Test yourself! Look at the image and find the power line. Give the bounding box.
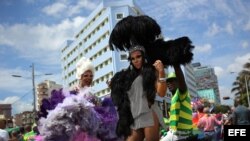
[11,89,33,105]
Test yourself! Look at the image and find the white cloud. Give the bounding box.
[0,16,86,65]
[0,67,32,94]
[194,43,212,54]
[214,0,234,16]
[0,67,62,114]
[241,40,249,49]
[0,67,62,95]
[68,0,98,16]
[206,22,234,36]
[206,23,220,36]
[42,0,98,17]
[42,2,67,17]
[146,0,211,22]
[225,22,233,35]
[219,86,234,106]
[227,53,250,73]
[0,96,33,114]
[214,66,224,78]
[244,21,250,31]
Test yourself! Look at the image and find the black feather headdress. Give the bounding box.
[109,15,195,66]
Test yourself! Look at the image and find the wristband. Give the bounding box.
[158,77,166,83]
[159,77,166,81]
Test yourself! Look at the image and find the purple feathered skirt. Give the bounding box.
[38,88,122,141]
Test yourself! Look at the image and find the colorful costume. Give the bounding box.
[38,87,121,141]
[38,57,121,141]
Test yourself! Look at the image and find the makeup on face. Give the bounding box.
[130,51,143,69]
[131,54,142,61]
[81,70,93,87]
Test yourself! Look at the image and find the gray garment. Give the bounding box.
[127,75,166,130]
[0,129,9,141]
[232,105,250,125]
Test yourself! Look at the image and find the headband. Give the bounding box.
[129,45,145,54]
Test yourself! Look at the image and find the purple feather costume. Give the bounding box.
[38,87,121,141]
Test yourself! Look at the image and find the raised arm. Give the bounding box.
[153,60,167,97]
[173,64,187,94]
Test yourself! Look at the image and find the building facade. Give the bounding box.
[61,0,143,98]
[0,104,13,128]
[13,111,37,127]
[192,62,221,104]
[36,80,62,111]
[13,113,23,127]
[0,104,11,119]
[184,64,198,98]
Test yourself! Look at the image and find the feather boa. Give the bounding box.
[38,87,121,141]
[110,64,157,139]
[110,70,134,138]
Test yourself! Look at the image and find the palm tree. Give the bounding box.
[243,61,250,69]
[231,76,244,96]
[231,60,250,107]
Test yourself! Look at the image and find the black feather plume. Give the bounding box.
[109,15,195,66]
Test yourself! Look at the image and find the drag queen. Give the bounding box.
[38,57,121,141]
[109,15,195,140]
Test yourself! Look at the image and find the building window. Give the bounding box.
[120,53,128,61]
[116,13,124,20]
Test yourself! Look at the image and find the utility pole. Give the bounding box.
[12,64,53,115]
[244,76,250,108]
[31,63,36,112]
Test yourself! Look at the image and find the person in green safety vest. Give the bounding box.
[23,125,36,141]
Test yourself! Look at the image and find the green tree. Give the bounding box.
[231,76,244,96]
[231,60,250,107]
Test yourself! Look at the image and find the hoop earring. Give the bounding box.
[130,64,133,70]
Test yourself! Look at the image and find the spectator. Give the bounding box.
[198,107,222,141]
[232,98,250,125]
[0,120,9,141]
[23,125,35,141]
[161,65,194,141]
[17,126,24,141]
[9,130,19,141]
[193,105,205,126]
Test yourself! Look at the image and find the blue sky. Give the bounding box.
[0,0,249,114]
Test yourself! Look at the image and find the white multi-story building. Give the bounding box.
[61,0,143,98]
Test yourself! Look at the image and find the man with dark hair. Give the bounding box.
[232,98,250,125]
[0,120,9,141]
[162,65,193,141]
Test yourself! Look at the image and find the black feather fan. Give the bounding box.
[109,15,195,66]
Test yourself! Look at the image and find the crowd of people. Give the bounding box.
[0,122,40,141]
[1,14,250,141]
